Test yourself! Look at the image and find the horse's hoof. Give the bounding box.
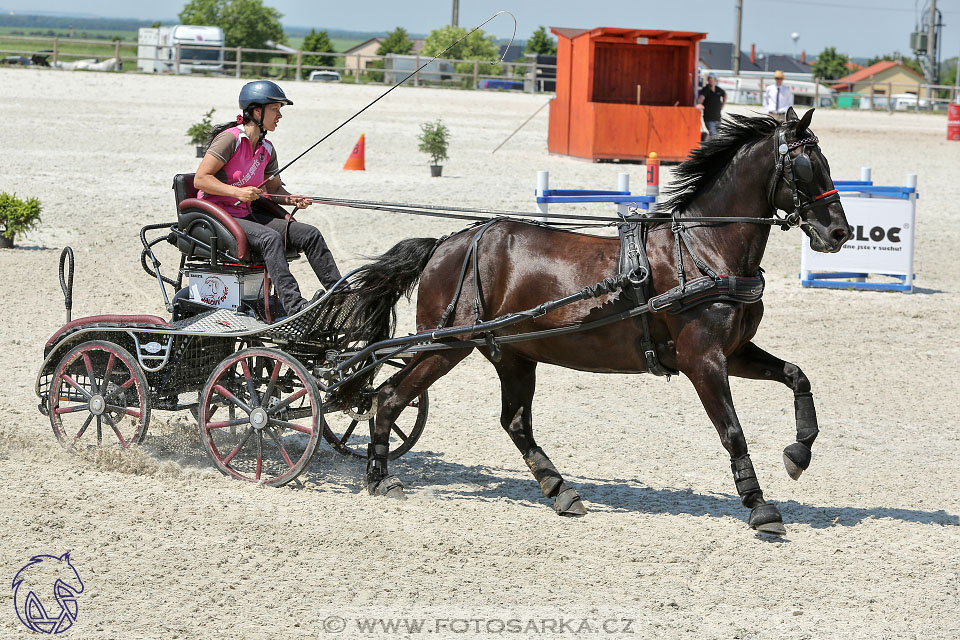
[554,487,587,517]
[749,503,785,536]
[783,443,812,480]
[372,475,406,500]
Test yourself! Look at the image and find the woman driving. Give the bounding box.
[193,80,342,317]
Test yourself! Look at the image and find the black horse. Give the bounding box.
[346,107,852,535]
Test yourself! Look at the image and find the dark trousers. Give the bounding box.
[234,210,342,314]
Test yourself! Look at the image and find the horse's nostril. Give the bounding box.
[832,228,848,242]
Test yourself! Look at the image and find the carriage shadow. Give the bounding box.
[352,451,959,530]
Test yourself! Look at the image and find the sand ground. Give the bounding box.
[1,68,958,639]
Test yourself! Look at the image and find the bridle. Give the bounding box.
[767,128,841,228]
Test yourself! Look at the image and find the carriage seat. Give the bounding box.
[172,173,299,265]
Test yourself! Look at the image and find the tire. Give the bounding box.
[322,358,428,460]
[48,340,151,449]
[198,348,321,487]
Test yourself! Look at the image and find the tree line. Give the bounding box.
[810,46,955,86]
[178,0,557,78]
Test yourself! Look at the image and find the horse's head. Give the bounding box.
[770,107,852,253]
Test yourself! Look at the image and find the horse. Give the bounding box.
[346,107,852,535]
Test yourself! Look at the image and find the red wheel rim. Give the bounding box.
[49,342,149,449]
[200,349,320,486]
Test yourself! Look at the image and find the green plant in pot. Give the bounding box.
[0,192,42,249]
[187,107,216,158]
[417,119,449,177]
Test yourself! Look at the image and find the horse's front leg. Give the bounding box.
[727,341,818,480]
[679,346,786,535]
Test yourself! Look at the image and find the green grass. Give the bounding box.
[0,26,136,41]
[0,39,137,59]
[0,27,136,59]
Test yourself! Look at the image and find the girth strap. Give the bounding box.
[618,218,673,377]
[436,219,499,329]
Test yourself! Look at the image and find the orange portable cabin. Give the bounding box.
[548,27,707,163]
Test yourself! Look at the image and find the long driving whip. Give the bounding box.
[255,10,517,192]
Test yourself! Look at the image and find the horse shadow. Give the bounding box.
[136,430,957,531]
[311,449,959,530]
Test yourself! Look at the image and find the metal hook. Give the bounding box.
[473,10,518,65]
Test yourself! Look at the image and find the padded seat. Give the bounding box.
[172,173,299,264]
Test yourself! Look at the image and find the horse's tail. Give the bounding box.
[344,237,438,345]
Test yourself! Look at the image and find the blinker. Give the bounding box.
[794,153,813,183]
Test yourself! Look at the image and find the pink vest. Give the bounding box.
[199,127,274,218]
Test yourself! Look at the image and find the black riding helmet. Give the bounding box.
[238,80,293,142]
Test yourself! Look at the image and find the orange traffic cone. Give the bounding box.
[343,134,365,170]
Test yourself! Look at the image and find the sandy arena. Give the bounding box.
[1,68,958,639]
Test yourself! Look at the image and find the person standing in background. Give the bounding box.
[697,73,726,138]
[763,70,793,122]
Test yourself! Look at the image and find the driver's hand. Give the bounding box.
[235,186,262,202]
[288,195,312,210]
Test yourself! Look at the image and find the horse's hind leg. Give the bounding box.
[492,352,586,516]
[367,349,471,498]
[728,341,819,480]
[682,350,786,535]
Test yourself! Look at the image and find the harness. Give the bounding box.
[428,125,841,377]
[767,131,840,226]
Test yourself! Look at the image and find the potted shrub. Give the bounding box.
[417,119,450,177]
[0,192,42,249]
[186,107,216,158]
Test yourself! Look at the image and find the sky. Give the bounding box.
[2,0,959,60]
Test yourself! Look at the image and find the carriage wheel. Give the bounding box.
[322,359,429,460]
[48,341,151,450]
[199,348,321,487]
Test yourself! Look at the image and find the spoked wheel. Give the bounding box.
[322,358,428,460]
[199,348,321,487]
[48,340,151,449]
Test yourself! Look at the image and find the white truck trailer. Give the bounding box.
[137,25,225,74]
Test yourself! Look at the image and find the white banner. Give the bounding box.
[801,195,916,276]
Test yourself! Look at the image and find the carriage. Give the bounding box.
[35,108,852,535]
[34,173,429,487]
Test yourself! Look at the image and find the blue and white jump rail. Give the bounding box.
[800,168,918,293]
[534,171,657,221]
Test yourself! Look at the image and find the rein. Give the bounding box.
[259,193,800,229]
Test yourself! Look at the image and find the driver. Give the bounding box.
[193,80,342,316]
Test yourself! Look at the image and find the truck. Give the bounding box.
[137,25,225,74]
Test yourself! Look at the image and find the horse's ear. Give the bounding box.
[786,106,799,121]
[60,552,71,562]
[797,108,815,132]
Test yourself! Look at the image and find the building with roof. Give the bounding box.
[547,26,706,162]
[829,60,924,95]
[341,37,425,75]
[698,41,813,79]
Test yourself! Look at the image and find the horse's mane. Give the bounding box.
[656,113,781,214]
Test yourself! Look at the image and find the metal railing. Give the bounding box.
[0,34,557,92]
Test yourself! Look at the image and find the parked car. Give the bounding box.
[308,70,341,82]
